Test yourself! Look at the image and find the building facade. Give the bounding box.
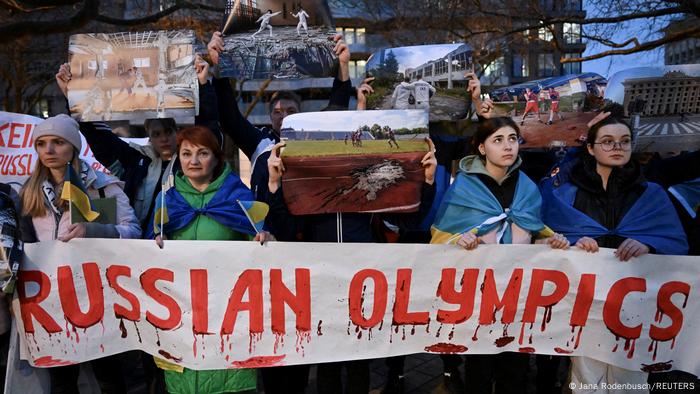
[622,72,700,116]
[663,16,700,65]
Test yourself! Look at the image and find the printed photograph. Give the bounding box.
[67,30,198,122]
[219,0,337,80]
[604,65,700,152]
[365,44,475,122]
[488,72,607,148]
[280,109,431,215]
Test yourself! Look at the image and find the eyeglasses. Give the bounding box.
[592,139,632,152]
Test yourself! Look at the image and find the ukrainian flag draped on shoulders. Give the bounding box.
[540,165,688,255]
[431,155,551,245]
[148,163,267,240]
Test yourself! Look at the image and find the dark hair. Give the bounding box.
[472,117,520,155]
[586,103,632,146]
[417,75,422,80]
[144,118,178,136]
[403,76,410,83]
[268,91,302,113]
[177,126,225,177]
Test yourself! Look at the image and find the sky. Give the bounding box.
[580,6,670,79]
[282,109,429,131]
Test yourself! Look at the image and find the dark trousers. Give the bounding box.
[49,354,126,394]
[317,360,370,394]
[262,365,310,394]
[536,355,565,394]
[464,353,529,394]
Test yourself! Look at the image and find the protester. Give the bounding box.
[430,116,569,394]
[540,106,689,393]
[391,77,416,109]
[411,75,436,110]
[17,114,140,393]
[266,132,437,393]
[207,31,354,204]
[150,126,268,394]
[55,55,218,230]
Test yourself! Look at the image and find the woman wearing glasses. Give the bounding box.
[540,105,688,391]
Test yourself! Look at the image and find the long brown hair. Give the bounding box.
[20,152,80,217]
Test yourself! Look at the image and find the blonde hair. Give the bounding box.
[20,153,80,217]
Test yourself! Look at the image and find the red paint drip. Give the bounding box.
[495,336,515,348]
[540,306,553,332]
[220,334,225,353]
[317,320,323,336]
[248,332,262,354]
[133,321,142,343]
[193,333,197,358]
[34,356,75,367]
[346,321,351,336]
[612,343,619,353]
[574,326,583,349]
[158,349,182,363]
[230,355,286,368]
[436,324,443,338]
[379,320,384,331]
[448,326,454,340]
[518,322,526,345]
[472,325,480,341]
[626,338,636,359]
[155,329,160,347]
[100,344,104,353]
[401,326,406,341]
[519,347,536,353]
[424,343,467,354]
[528,334,533,345]
[640,361,673,373]
[295,330,311,357]
[671,337,676,349]
[502,323,510,337]
[411,325,416,336]
[273,332,284,354]
[554,347,573,354]
[119,319,127,339]
[655,309,663,323]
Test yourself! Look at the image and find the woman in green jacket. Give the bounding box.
[152,126,269,394]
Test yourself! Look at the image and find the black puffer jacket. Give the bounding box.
[570,155,647,249]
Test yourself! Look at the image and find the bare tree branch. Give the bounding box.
[562,24,700,63]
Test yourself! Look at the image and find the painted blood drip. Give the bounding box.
[574,326,584,349]
[626,338,636,359]
[296,330,311,356]
[519,322,526,345]
[425,321,430,334]
[193,333,198,358]
[495,336,515,347]
[248,332,262,353]
[554,347,573,354]
[119,319,127,339]
[671,337,676,349]
[411,325,416,336]
[436,324,443,338]
[155,329,161,347]
[357,330,362,340]
[519,347,536,353]
[347,321,351,336]
[655,309,664,323]
[448,326,455,341]
[34,356,75,367]
[640,361,673,373]
[378,320,384,331]
[133,321,142,343]
[401,326,406,341]
[230,355,286,368]
[540,306,553,332]
[158,350,182,363]
[529,334,533,345]
[100,344,104,353]
[472,325,480,341]
[220,335,225,353]
[368,327,373,341]
[317,320,323,336]
[424,343,467,354]
[65,321,70,339]
[274,332,285,354]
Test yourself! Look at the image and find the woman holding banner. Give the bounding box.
[150,126,269,394]
[430,116,570,394]
[17,114,140,393]
[540,105,688,392]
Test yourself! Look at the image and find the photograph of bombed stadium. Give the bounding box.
[279,109,431,215]
[365,44,474,122]
[67,30,197,122]
[605,65,700,152]
[488,72,607,148]
[218,0,337,80]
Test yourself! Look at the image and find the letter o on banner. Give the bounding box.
[348,269,388,328]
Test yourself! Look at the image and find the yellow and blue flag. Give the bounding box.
[60,162,100,222]
[237,200,269,234]
[153,156,176,236]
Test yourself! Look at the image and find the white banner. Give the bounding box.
[13,239,700,375]
[0,111,148,189]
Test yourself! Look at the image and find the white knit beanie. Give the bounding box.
[33,114,82,152]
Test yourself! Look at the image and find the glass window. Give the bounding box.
[513,54,529,78]
[564,23,581,44]
[133,57,151,68]
[538,23,553,41]
[562,53,582,74]
[355,28,366,45]
[484,57,505,79]
[538,53,555,77]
